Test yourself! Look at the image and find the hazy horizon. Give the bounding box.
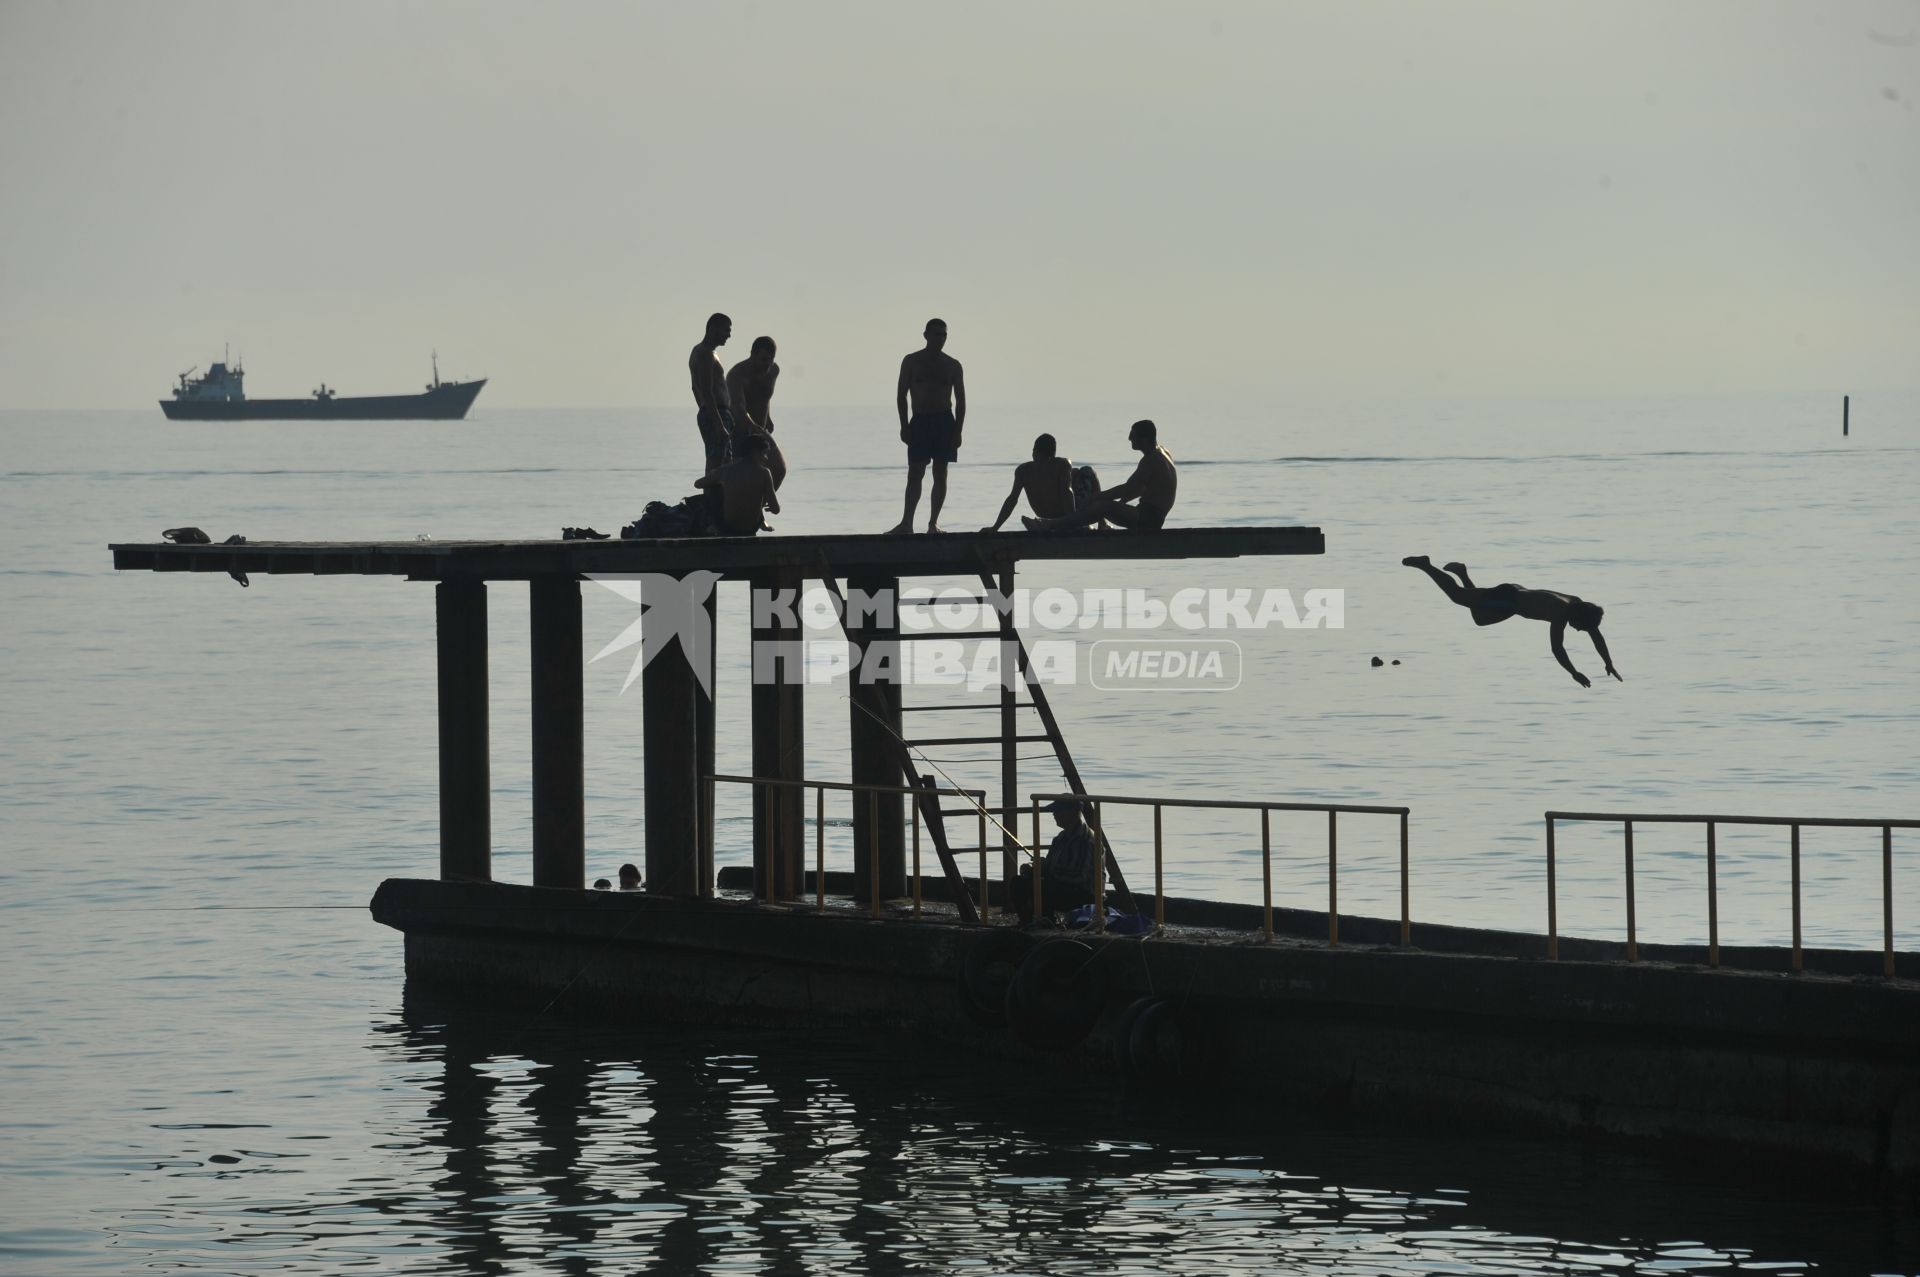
[2,0,1915,411]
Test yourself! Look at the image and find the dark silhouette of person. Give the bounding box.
[1024,419,1176,532]
[1403,556,1622,688]
[888,318,966,534]
[617,863,643,891]
[1016,799,1103,921]
[725,336,786,489]
[689,312,735,475]
[695,434,782,535]
[982,434,1076,531]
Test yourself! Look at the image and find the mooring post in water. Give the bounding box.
[642,573,702,897]
[529,575,585,889]
[750,566,806,900]
[848,572,904,903]
[1843,394,1850,437]
[436,580,490,883]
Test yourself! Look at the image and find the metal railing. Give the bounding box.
[705,773,1006,918]
[1544,811,1917,975]
[1032,791,1410,942]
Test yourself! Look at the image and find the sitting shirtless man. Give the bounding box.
[1403,555,1622,688]
[982,433,1075,532]
[724,336,786,489]
[1024,419,1176,532]
[695,435,781,536]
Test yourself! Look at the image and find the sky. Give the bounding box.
[0,0,1915,410]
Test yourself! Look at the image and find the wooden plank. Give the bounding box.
[108,525,1325,582]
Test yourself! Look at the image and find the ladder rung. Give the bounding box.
[898,629,1007,641]
[905,734,1053,748]
[900,702,1038,712]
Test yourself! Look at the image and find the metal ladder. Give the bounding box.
[891,564,1138,914]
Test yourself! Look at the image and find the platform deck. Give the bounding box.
[109,525,1323,582]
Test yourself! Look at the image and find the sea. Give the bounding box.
[2,392,1917,1275]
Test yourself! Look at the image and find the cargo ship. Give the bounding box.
[159,352,485,420]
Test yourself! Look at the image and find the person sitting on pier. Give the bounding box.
[694,434,781,535]
[618,863,643,891]
[888,318,966,535]
[1016,798,1104,922]
[725,336,786,489]
[690,312,737,475]
[981,434,1077,532]
[1402,556,1622,688]
[1023,419,1175,532]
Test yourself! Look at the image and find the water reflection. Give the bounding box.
[306,998,1910,1276]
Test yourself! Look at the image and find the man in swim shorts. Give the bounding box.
[689,312,735,476]
[1024,419,1176,532]
[887,318,966,534]
[1402,556,1623,688]
[981,433,1076,531]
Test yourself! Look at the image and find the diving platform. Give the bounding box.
[109,525,1324,580]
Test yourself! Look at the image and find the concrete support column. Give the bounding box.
[750,567,806,900]
[642,574,703,897]
[436,580,490,883]
[848,572,904,903]
[530,576,584,889]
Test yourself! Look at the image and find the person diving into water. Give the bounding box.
[1403,556,1622,688]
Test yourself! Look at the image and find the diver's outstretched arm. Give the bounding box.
[1589,628,1622,681]
[1550,620,1590,688]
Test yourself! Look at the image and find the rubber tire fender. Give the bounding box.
[956,927,1038,1028]
[1005,938,1108,1051]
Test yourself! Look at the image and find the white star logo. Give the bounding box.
[587,573,722,695]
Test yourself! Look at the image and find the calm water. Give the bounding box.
[3,393,1917,1273]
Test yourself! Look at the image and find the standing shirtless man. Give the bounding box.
[725,336,786,489]
[888,318,966,535]
[689,312,734,475]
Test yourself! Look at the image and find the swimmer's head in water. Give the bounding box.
[1568,600,1604,632]
[1033,433,1057,459]
[1130,419,1157,447]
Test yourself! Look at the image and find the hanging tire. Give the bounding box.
[956,928,1037,1028]
[1128,997,1218,1081]
[1005,938,1108,1051]
[1113,995,1169,1073]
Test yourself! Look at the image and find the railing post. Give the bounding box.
[978,806,989,920]
[1398,810,1410,947]
[1091,801,1105,934]
[1790,823,1802,974]
[1261,808,1273,943]
[701,772,716,898]
[1546,817,1558,960]
[1032,799,1043,919]
[1327,810,1339,948]
[869,790,882,920]
[815,784,826,914]
[1706,821,1719,969]
[1624,819,1637,963]
[1885,826,1896,980]
[1153,803,1165,931]
[911,796,922,919]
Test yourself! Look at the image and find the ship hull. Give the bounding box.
[159,379,485,420]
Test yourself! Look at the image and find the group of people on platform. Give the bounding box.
[687,314,1178,538]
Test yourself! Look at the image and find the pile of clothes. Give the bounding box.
[619,492,724,540]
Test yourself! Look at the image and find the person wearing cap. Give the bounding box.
[1016,798,1103,921]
